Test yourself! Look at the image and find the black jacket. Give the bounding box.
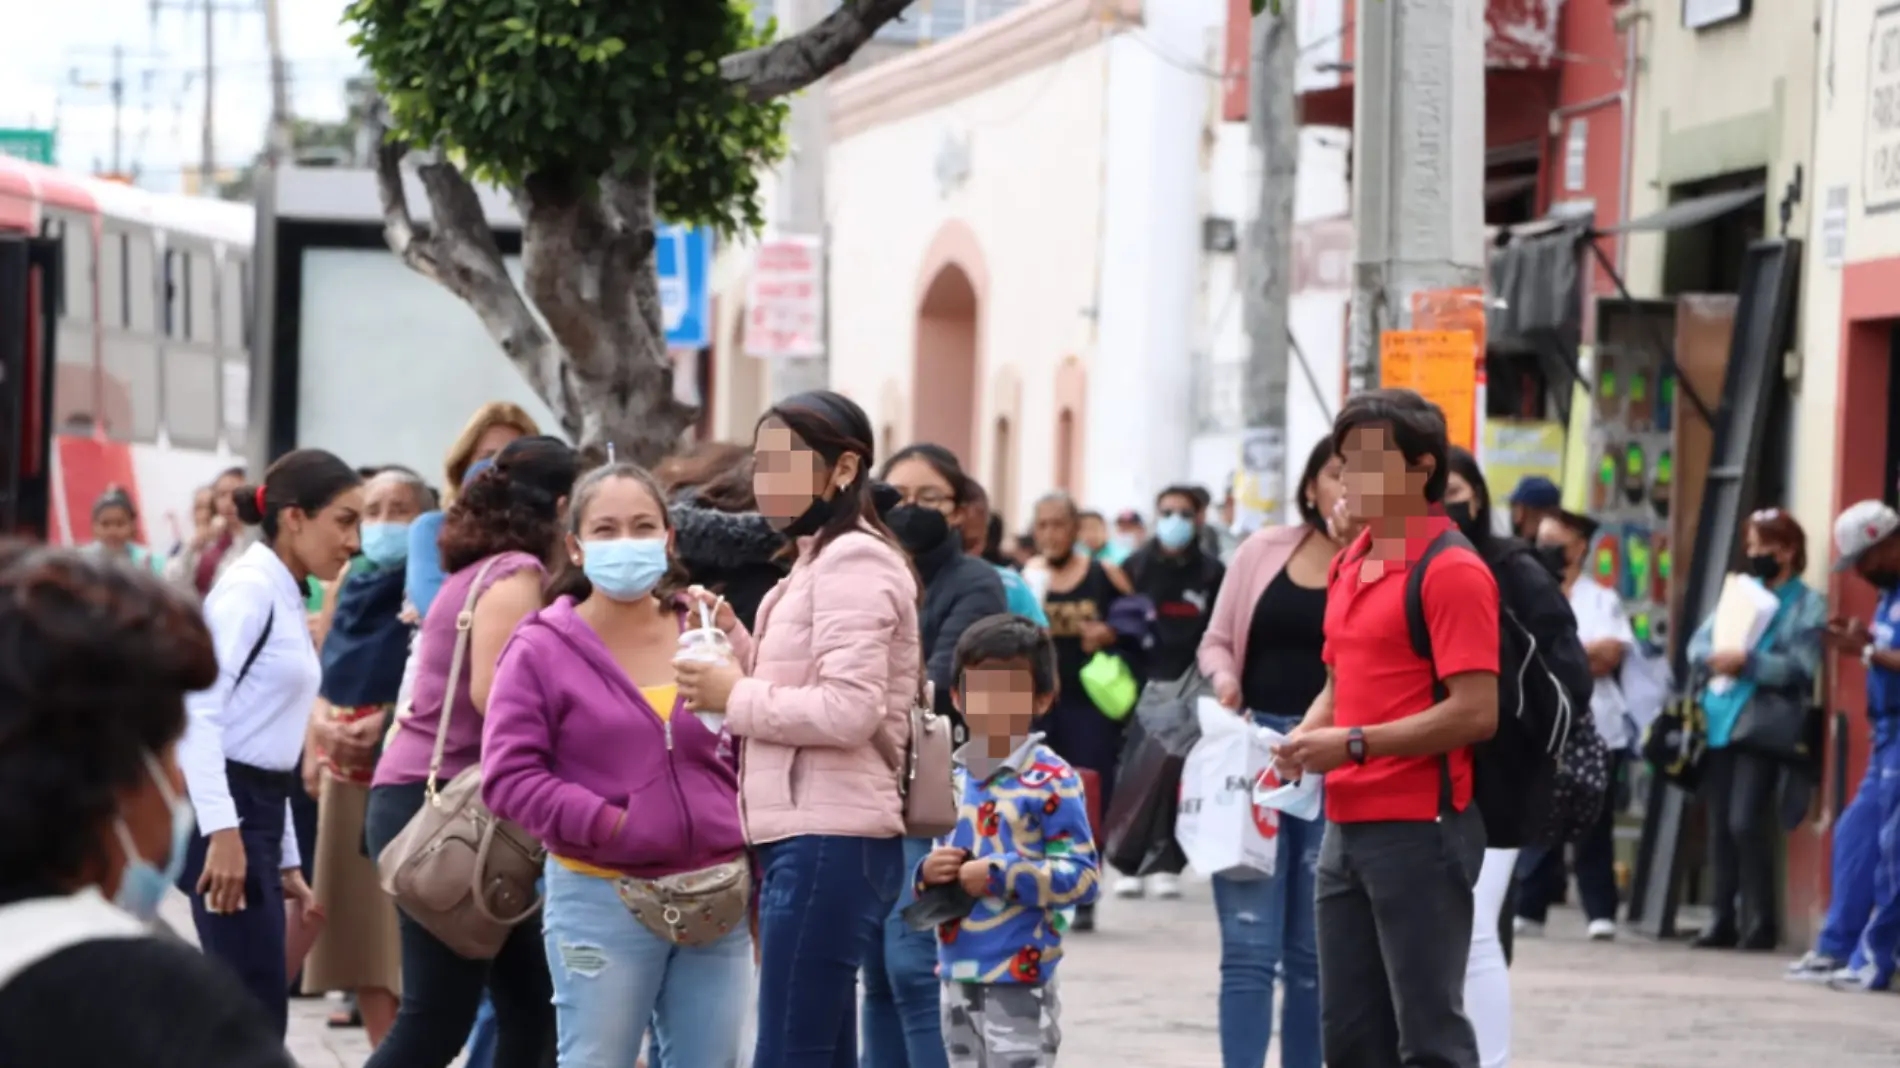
[916,533,1008,738]
[669,495,788,632]
[1124,541,1225,683]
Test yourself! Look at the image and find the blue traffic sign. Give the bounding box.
[656,224,711,349]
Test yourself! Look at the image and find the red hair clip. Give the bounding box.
[255,486,267,515]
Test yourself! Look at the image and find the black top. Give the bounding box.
[0,937,298,1068]
[670,496,789,631]
[915,532,1008,742]
[1123,542,1225,683]
[1241,567,1330,720]
[1045,559,1123,706]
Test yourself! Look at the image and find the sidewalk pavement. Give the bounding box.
[279,880,1900,1068]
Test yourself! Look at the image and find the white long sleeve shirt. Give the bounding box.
[176,542,322,869]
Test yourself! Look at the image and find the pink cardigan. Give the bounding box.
[1196,524,1315,693]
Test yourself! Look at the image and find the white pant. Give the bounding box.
[1465,848,1517,1068]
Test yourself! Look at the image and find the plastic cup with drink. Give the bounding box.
[675,595,734,733]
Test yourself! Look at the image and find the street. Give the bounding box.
[263,879,1900,1068]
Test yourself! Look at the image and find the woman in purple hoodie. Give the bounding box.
[482,463,751,1068]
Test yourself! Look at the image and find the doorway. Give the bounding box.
[913,265,978,462]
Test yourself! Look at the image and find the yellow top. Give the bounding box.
[554,683,680,879]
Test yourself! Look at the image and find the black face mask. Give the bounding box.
[1865,568,1900,591]
[1744,553,1782,581]
[777,489,839,540]
[1534,543,1570,578]
[886,505,952,557]
[1446,500,1480,540]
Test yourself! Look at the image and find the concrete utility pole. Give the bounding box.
[1344,0,1487,391]
[767,0,834,401]
[1238,2,1299,528]
[262,0,291,165]
[200,0,216,191]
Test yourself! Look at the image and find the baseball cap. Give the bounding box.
[1508,476,1561,509]
[1833,500,1900,572]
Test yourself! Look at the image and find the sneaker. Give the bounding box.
[1072,903,1097,932]
[1785,950,1848,981]
[1146,873,1182,900]
[1586,919,1617,942]
[1826,964,1890,993]
[1112,875,1146,900]
[1513,917,1545,939]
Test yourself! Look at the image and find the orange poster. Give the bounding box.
[1379,329,1480,451]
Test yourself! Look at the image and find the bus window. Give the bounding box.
[126,231,157,334]
[98,229,125,328]
[220,257,246,350]
[189,252,216,346]
[59,221,91,323]
[163,248,183,337]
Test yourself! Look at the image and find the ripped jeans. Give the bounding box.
[542,861,754,1068]
[1213,712,1322,1068]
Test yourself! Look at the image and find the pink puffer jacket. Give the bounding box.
[724,527,920,844]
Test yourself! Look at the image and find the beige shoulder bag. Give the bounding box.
[377,557,546,960]
[894,676,959,839]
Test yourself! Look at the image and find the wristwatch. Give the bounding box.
[1346,727,1369,765]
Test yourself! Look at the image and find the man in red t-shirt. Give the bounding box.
[1274,389,1500,1068]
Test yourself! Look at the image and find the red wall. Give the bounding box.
[1542,0,1629,295]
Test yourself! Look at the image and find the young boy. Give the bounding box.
[917,614,1102,1067]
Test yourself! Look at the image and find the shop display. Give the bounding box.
[1584,343,1676,666]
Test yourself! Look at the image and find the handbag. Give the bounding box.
[613,856,752,947]
[377,557,546,960]
[877,675,958,840]
[1642,696,1707,790]
[1728,688,1815,764]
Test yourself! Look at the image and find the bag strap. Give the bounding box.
[233,608,275,690]
[425,556,506,803]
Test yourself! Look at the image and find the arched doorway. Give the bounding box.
[1055,409,1076,493]
[913,264,978,463]
[991,416,1013,523]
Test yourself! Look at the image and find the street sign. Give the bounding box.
[655,224,711,349]
[744,236,825,359]
[0,129,55,166]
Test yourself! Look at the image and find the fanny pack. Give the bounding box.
[613,855,751,947]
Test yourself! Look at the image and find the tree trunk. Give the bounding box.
[373,138,695,466]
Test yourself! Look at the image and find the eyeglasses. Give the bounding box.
[1157,509,1193,520]
[1750,508,1784,522]
[898,489,955,510]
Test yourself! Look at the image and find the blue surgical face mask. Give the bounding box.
[1155,514,1196,551]
[360,522,412,568]
[581,537,670,602]
[462,457,494,487]
[113,752,194,923]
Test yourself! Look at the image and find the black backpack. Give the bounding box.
[1404,529,1603,849]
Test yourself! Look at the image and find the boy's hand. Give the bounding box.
[958,859,996,898]
[921,846,969,886]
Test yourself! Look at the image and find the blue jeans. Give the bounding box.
[1214,713,1322,1068]
[541,861,753,1067]
[1817,716,1900,985]
[753,835,904,1068]
[466,997,497,1068]
[860,837,948,1068]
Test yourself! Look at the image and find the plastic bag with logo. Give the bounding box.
[1173,697,1279,881]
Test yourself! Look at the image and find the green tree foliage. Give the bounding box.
[345,0,788,234]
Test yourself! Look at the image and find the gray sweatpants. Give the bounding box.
[1316,804,1487,1068]
[940,981,1060,1068]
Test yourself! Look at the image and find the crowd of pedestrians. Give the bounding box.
[1,383,1897,1068]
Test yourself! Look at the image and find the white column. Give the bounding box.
[1085,4,1212,517]
[1345,0,1487,390]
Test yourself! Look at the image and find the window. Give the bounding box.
[58,219,92,323]
[97,229,125,328]
[189,252,216,344]
[101,334,160,443]
[125,231,157,333]
[163,347,221,449]
[220,258,247,351]
[992,416,1013,521]
[163,250,184,337]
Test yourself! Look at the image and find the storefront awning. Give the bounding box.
[1594,185,1765,235]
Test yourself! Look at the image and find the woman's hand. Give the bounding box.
[301,749,324,801]
[282,868,318,917]
[1080,621,1117,654]
[1707,650,1749,676]
[684,585,739,633]
[676,657,742,712]
[920,846,968,886]
[197,828,248,914]
[399,600,421,626]
[1215,674,1243,711]
[1826,616,1871,651]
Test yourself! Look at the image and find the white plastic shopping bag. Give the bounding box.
[1175,698,1280,880]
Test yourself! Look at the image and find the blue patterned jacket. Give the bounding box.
[913,733,1101,985]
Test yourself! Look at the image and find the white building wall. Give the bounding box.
[1086,0,1225,520]
[823,37,1111,524]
